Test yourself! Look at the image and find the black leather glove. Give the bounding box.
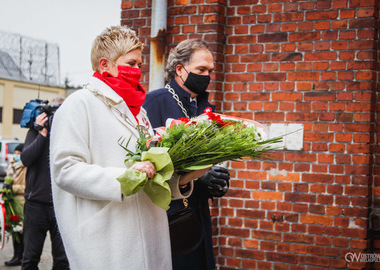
[198,166,230,197]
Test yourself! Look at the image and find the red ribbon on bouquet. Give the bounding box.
[0,201,6,250]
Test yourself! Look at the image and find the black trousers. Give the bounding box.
[21,201,69,270]
[12,232,23,260]
[172,240,207,270]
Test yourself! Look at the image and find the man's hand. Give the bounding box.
[198,166,230,197]
[35,113,48,137]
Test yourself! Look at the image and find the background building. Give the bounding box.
[0,31,65,141]
[121,0,379,269]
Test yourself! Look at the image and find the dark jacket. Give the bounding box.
[21,128,52,204]
[143,79,217,270]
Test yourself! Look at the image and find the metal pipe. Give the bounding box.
[149,0,167,92]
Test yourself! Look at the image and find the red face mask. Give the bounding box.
[93,64,146,117]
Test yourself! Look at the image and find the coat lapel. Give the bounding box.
[85,77,142,138]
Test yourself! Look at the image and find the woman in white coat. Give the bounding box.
[49,26,206,270]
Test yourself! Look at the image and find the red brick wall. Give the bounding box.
[373,1,380,268]
[121,0,379,269]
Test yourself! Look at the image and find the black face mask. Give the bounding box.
[182,68,211,95]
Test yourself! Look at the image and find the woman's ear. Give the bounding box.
[99,58,109,73]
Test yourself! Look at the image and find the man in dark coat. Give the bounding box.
[143,39,230,270]
[21,98,69,270]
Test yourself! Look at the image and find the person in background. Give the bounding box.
[143,39,230,270]
[3,143,26,266]
[49,26,206,270]
[21,97,69,270]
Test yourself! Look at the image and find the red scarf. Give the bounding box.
[93,65,146,117]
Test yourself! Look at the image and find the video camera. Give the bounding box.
[20,99,60,131]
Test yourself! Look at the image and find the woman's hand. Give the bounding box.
[179,167,211,186]
[129,161,156,179]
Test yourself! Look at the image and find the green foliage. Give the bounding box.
[160,123,186,149]
[157,120,281,172]
[0,188,24,243]
[4,176,13,185]
[119,119,283,174]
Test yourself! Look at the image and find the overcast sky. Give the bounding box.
[0,0,121,87]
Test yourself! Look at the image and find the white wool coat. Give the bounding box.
[50,77,192,270]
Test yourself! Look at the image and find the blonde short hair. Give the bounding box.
[91,26,144,72]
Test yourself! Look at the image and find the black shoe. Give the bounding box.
[4,257,21,266]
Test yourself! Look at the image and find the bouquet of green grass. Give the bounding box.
[117,107,282,210]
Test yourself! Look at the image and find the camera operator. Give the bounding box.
[21,97,69,270]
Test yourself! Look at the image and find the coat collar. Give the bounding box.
[86,76,143,131]
[88,76,124,104]
[85,77,153,137]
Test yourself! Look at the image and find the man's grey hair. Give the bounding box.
[165,39,210,81]
[49,96,65,105]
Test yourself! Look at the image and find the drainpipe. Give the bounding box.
[149,0,167,92]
